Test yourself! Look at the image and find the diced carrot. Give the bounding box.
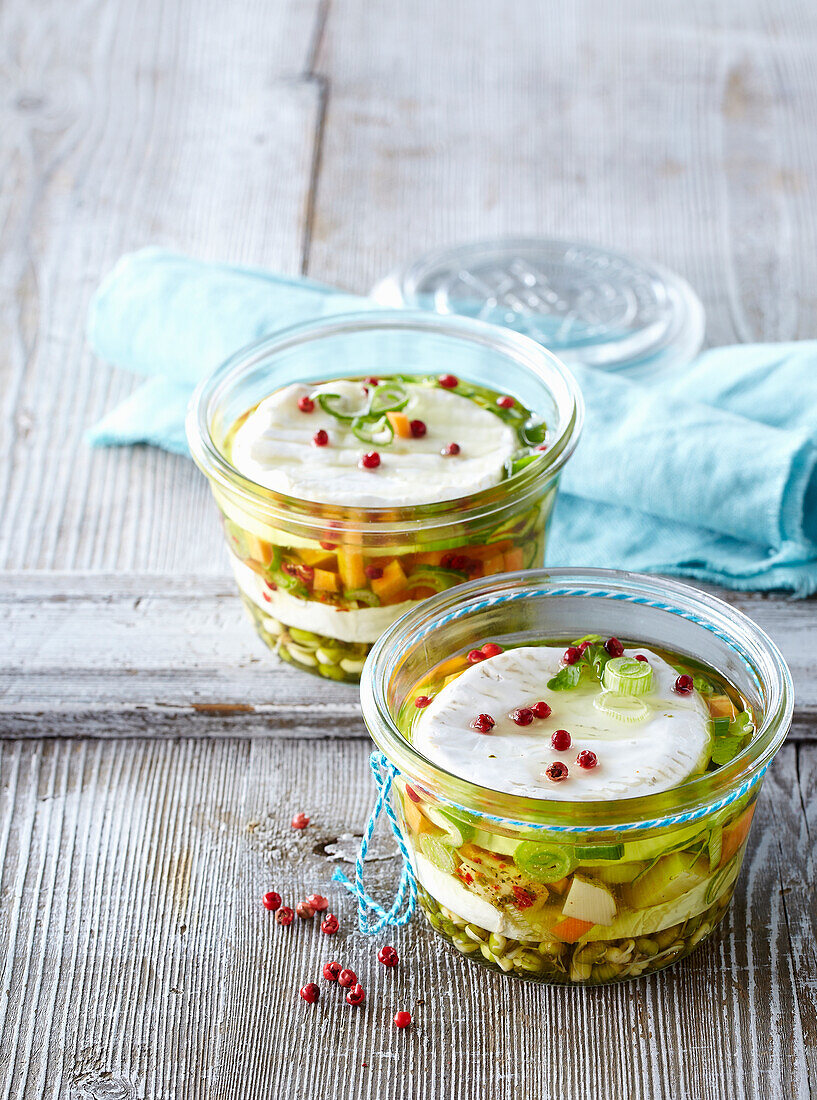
[299,547,338,568]
[337,549,366,590]
[466,539,514,561]
[720,804,756,866]
[246,533,275,566]
[371,559,408,600]
[313,568,340,593]
[503,547,524,571]
[481,554,506,576]
[413,550,445,566]
[550,916,595,943]
[708,694,736,719]
[386,411,412,438]
[402,798,440,836]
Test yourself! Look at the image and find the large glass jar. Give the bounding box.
[360,568,793,984]
[187,311,583,681]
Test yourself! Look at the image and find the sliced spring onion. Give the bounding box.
[513,841,576,882]
[351,414,394,444]
[602,656,653,696]
[317,391,368,421]
[573,843,625,862]
[593,692,650,724]
[418,834,458,873]
[407,566,469,590]
[368,382,409,415]
[343,588,382,607]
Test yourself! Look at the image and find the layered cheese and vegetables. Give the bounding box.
[222,374,553,680]
[395,637,757,984]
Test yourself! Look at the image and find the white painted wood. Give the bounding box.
[0,571,813,739]
[0,0,324,575]
[0,737,811,1100]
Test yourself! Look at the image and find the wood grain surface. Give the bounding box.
[0,737,813,1100]
[0,0,816,1096]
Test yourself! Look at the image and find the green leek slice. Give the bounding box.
[351,414,394,445]
[514,841,576,882]
[368,382,409,415]
[602,656,653,696]
[317,391,368,421]
[593,692,650,723]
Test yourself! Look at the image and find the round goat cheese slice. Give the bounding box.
[229,380,517,506]
[412,646,712,801]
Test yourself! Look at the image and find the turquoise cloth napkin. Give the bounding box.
[87,249,817,595]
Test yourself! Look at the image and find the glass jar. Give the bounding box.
[186,311,583,682]
[360,568,793,984]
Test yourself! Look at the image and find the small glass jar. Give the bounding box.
[187,311,583,682]
[360,568,793,984]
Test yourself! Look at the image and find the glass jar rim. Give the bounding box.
[185,309,584,530]
[360,567,793,830]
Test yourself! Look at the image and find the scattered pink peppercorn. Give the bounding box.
[675,674,694,695]
[323,960,342,981]
[394,1011,411,1029]
[511,708,534,727]
[563,646,581,665]
[365,376,380,386]
[438,374,458,388]
[467,649,486,664]
[300,983,320,1004]
[635,654,649,662]
[577,750,598,769]
[346,984,366,1007]
[365,564,384,580]
[291,812,310,829]
[378,945,399,967]
[263,891,282,911]
[578,641,591,655]
[532,701,552,720]
[276,907,294,926]
[296,901,315,920]
[321,914,339,935]
[360,451,381,469]
[441,442,461,456]
[313,429,329,447]
[338,968,357,989]
[546,761,569,782]
[496,395,515,408]
[481,643,504,657]
[410,419,427,438]
[298,395,315,413]
[605,637,625,657]
[471,713,495,734]
[551,729,571,751]
[405,785,421,802]
[442,552,468,570]
[536,443,549,452]
[308,894,329,912]
[414,696,432,709]
[320,540,337,551]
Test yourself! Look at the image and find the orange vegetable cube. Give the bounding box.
[386,411,412,439]
[467,539,514,561]
[246,533,275,566]
[503,547,524,572]
[708,694,736,719]
[371,559,408,600]
[337,549,367,590]
[720,804,756,866]
[482,554,506,576]
[413,550,445,566]
[313,568,340,592]
[550,916,595,943]
[299,547,338,568]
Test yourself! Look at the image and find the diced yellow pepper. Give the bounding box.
[337,549,367,590]
[313,568,340,592]
[371,559,408,600]
[482,554,506,576]
[299,547,338,568]
[246,533,275,566]
[503,547,524,571]
[386,411,412,438]
[413,550,445,566]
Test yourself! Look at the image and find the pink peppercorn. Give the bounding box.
[296,901,315,920]
[291,812,310,829]
[298,396,314,413]
[410,419,427,438]
[577,750,598,769]
[467,649,486,664]
[308,894,329,912]
[471,713,495,734]
[312,429,329,447]
[321,914,339,935]
[378,945,399,967]
[323,960,342,981]
[438,374,458,388]
[551,729,571,751]
[441,442,461,456]
[360,452,381,469]
[263,891,282,911]
[345,984,366,1006]
[563,646,581,665]
[276,907,294,926]
[605,637,625,657]
[414,696,432,709]
[481,643,504,657]
[546,761,569,782]
[675,674,694,695]
[300,983,320,1004]
[394,1011,411,1029]
[511,708,534,726]
[532,701,552,720]
[496,395,515,408]
[338,968,357,988]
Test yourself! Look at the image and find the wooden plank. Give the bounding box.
[0,737,811,1099]
[309,0,817,352]
[0,571,813,739]
[0,0,325,576]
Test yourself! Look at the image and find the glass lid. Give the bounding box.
[371,238,705,377]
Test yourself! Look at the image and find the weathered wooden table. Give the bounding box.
[1,1,816,1097]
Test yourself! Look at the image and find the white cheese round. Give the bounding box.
[230,380,517,506]
[232,558,417,643]
[412,646,712,801]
